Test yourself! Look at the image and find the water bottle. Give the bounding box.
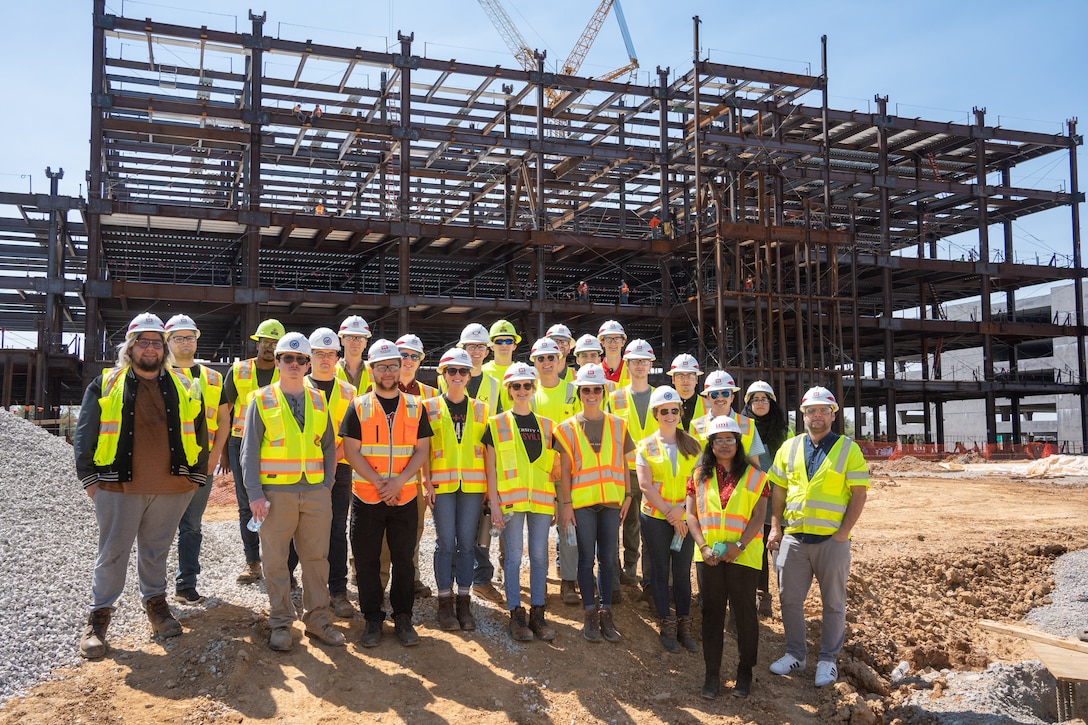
[564,522,577,547]
[670,531,684,552]
[247,500,270,532]
[489,512,514,538]
[891,661,910,682]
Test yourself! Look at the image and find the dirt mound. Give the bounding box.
[870,456,947,474]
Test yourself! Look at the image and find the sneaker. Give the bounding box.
[769,654,806,676]
[174,588,205,604]
[560,580,580,606]
[508,607,533,642]
[331,594,356,619]
[269,627,293,651]
[236,561,263,584]
[472,582,504,604]
[145,595,183,638]
[815,661,838,687]
[393,614,420,646]
[359,620,383,648]
[582,610,601,642]
[305,622,346,647]
[598,608,621,642]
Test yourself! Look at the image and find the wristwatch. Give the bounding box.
[734,540,746,551]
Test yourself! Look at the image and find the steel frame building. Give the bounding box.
[4,2,1085,447]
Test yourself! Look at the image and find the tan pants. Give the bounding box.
[380,484,427,589]
[262,487,333,630]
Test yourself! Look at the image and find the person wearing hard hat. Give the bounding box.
[667,354,705,432]
[217,318,284,584]
[340,339,433,648]
[240,332,345,652]
[740,381,790,618]
[685,416,769,699]
[74,313,209,659]
[164,314,224,605]
[597,320,630,388]
[766,386,870,689]
[305,328,360,620]
[573,333,617,402]
[692,371,765,470]
[336,315,372,394]
[483,363,563,643]
[545,323,576,385]
[529,338,579,424]
[636,386,703,655]
[482,320,521,409]
[421,348,490,633]
[556,364,636,643]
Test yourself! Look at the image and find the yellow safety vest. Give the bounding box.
[532,379,579,424]
[637,434,699,519]
[335,359,371,394]
[768,434,870,536]
[488,411,558,514]
[439,373,502,415]
[481,360,513,411]
[693,465,766,569]
[173,364,223,444]
[609,386,659,468]
[255,383,328,485]
[350,391,422,504]
[555,414,627,508]
[230,359,278,438]
[306,376,356,464]
[424,396,489,494]
[692,411,757,454]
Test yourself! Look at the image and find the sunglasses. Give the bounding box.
[134,339,163,349]
[400,352,422,361]
[371,363,400,373]
[492,338,516,346]
[707,390,733,399]
[579,386,604,395]
[508,382,534,391]
[169,335,197,344]
[444,367,471,377]
[534,354,558,362]
[278,354,310,365]
[657,407,681,416]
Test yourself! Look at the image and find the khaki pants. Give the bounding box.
[262,486,333,630]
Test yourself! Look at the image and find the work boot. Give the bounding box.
[528,605,556,641]
[582,609,601,642]
[701,672,721,700]
[359,619,383,648]
[757,590,773,618]
[598,607,621,642]
[269,627,293,651]
[393,613,420,646]
[79,608,111,659]
[677,615,699,652]
[560,580,580,606]
[236,561,263,584]
[619,570,640,587]
[659,615,679,653]
[145,595,183,638]
[639,586,654,608]
[414,581,433,599]
[472,582,503,604]
[732,666,753,698]
[305,622,346,647]
[330,593,356,619]
[436,595,460,631]
[456,594,476,631]
[508,606,533,642]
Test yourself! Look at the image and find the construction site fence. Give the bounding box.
[855,441,1084,461]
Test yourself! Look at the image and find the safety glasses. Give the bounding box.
[508,382,534,391]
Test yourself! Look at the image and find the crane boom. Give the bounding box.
[476,0,536,72]
[560,0,613,76]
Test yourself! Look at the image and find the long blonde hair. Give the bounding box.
[115,335,169,373]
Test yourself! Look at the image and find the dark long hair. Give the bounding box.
[742,397,789,459]
[695,431,748,486]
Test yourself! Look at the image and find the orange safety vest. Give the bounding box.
[489,410,558,514]
[230,359,278,438]
[349,391,422,504]
[556,414,628,508]
[254,383,328,485]
[693,465,766,569]
[424,395,489,494]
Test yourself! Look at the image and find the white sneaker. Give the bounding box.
[815,660,838,687]
[769,654,806,676]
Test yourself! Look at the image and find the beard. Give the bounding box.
[133,355,162,374]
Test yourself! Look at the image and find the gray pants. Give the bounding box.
[90,488,195,611]
[775,534,851,663]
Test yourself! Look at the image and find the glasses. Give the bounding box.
[712,436,738,446]
[627,359,651,366]
[750,396,771,404]
[508,382,534,391]
[312,350,338,359]
[134,339,163,350]
[657,407,681,416]
[492,338,516,346]
[463,343,488,352]
[170,335,196,344]
[804,406,833,416]
[579,386,604,395]
[256,339,277,348]
[671,372,696,381]
[278,354,310,365]
[707,390,733,399]
[371,362,400,373]
[600,336,623,344]
[444,367,471,377]
[400,352,422,361]
[534,354,558,362]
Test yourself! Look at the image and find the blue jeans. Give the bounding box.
[433,489,484,592]
[640,513,694,618]
[229,436,260,563]
[501,510,551,609]
[175,479,212,590]
[574,505,620,610]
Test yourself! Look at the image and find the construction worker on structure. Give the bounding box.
[667,353,705,433]
[545,323,576,385]
[305,327,360,619]
[692,370,765,469]
[336,315,372,393]
[766,386,869,689]
[597,320,630,388]
[341,339,432,648]
[165,313,223,605]
[74,313,208,659]
[482,319,521,411]
[215,318,285,584]
[241,332,344,652]
[422,348,489,633]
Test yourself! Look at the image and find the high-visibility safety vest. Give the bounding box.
[254,383,328,485]
[555,414,628,508]
[679,394,705,432]
[693,465,766,569]
[174,364,223,443]
[481,361,513,410]
[532,380,579,425]
[488,410,558,514]
[93,367,203,469]
[768,434,870,537]
[349,391,422,505]
[609,386,659,469]
[638,433,699,519]
[602,359,630,389]
[424,396,489,494]
[335,360,371,394]
[692,411,757,454]
[230,359,278,438]
[306,376,356,464]
[439,373,502,415]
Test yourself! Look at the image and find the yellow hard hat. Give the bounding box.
[251,319,285,341]
[488,319,522,344]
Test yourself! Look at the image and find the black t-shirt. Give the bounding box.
[680,394,699,431]
[466,375,482,399]
[307,376,336,401]
[443,395,469,442]
[338,394,433,440]
[223,363,276,405]
[480,411,562,463]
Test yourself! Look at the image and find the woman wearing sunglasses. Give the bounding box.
[686,416,769,699]
[636,386,703,654]
[557,364,635,643]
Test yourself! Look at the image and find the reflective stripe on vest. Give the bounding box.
[307,377,356,463]
[335,361,371,394]
[772,434,862,536]
[424,396,488,494]
[230,360,278,438]
[174,365,223,440]
[350,392,422,504]
[694,466,766,569]
[692,411,756,454]
[490,411,558,514]
[609,387,658,467]
[555,414,627,508]
[637,434,699,519]
[256,383,328,485]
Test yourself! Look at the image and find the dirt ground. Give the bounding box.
[3,470,1087,725]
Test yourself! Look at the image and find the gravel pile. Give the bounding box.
[1025,549,1088,639]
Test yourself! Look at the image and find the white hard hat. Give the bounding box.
[530,337,562,359]
[800,386,839,412]
[706,415,742,437]
[164,314,199,338]
[503,362,537,385]
[338,315,372,338]
[275,332,312,357]
[458,323,490,347]
[745,380,776,403]
[438,348,472,370]
[573,363,608,387]
[126,313,166,340]
[598,320,626,339]
[702,370,740,394]
[668,353,701,376]
[308,327,341,352]
[623,338,655,360]
[546,323,573,341]
[649,386,682,409]
[367,338,401,364]
[573,333,603,354]
[395,334,424,354]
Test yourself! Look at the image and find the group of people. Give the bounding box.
[73,312,869,701]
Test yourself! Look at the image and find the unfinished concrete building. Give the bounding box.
[5,2,1085,451]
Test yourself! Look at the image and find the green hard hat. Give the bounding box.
[251,318,285,341]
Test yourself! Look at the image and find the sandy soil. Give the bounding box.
[3,470,1087,725]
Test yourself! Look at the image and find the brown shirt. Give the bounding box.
[104,375,195,494]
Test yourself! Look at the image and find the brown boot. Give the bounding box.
[757,590,773,618]
[456,594,476,631]
[582,609,601,642]
[436,595,460,631]
[145,595,183,637]
[560,580,580,606]
[508,606,533,641]
[598,607,621,642]
[528,605,556,641]
[659,615,679,653]
[79,608,111,659]
[677,615,699,652]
